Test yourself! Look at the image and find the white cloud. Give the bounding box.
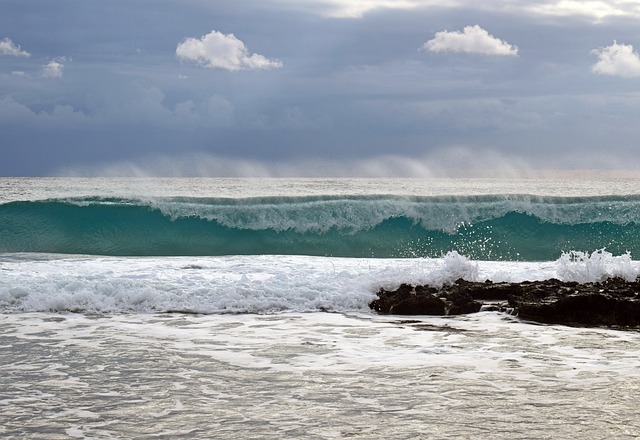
[43,58,65,78]
[276,0,640,21]
[0,37,30,57]
[423,25,518,56]
[591,41,640,77]
[526,0,631,21]
[176,30,282,71]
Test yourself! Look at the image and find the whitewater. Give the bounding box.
[2,177,640,439]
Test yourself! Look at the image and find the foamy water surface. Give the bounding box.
[2,311,639,439]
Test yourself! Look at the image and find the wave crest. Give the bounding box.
[1,195,640,259]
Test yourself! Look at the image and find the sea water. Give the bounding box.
[1,177,640,439]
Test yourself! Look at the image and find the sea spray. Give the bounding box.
[556,249,639,283]
[433,251,479,286]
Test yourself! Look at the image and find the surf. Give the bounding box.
[0,250,637,314]
[1,194,639,260]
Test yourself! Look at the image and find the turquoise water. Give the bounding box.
[1,192,640,260]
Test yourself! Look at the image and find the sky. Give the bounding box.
[2,0,640,177]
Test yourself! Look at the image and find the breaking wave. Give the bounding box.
[1,194,639,260]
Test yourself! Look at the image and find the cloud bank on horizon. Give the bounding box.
[1,0,640,176]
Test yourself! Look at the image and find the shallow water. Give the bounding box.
[2,312,639,439]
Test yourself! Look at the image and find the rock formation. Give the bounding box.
[370,278,640,328]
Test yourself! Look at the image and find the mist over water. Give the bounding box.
[54,148,585,178]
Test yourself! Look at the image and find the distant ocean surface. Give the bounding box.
[2,177,640,439]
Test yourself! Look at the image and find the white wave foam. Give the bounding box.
[143,195,640,233]
[556,249,639,283]
[0,251,638,314]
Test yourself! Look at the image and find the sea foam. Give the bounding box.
[1,251,637,314]
[556,249,639,282]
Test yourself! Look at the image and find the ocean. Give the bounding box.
[1,177,640,439]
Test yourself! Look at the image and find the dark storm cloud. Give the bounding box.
[2,0,640,175]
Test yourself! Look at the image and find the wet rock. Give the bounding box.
[508,278,640,327]
[370,277,640,328]
[370,284,446,315]
[371,280,481,316]
[447,290,483,315]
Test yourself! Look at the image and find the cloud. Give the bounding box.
[176,30,282,71]
[304,0,430,18]
[0,96,91,126]
[526,0,629,21]
[423,25,518,56]
[43,58,65,78]
[296,0,640,21]
[0,37,30,57]
[591,41,640,77]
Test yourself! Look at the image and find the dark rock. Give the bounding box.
[370,277,640,328]
[390,295,446,315]
[508,278,640,327]
[446,290,482,314]
[371,285,446,315]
